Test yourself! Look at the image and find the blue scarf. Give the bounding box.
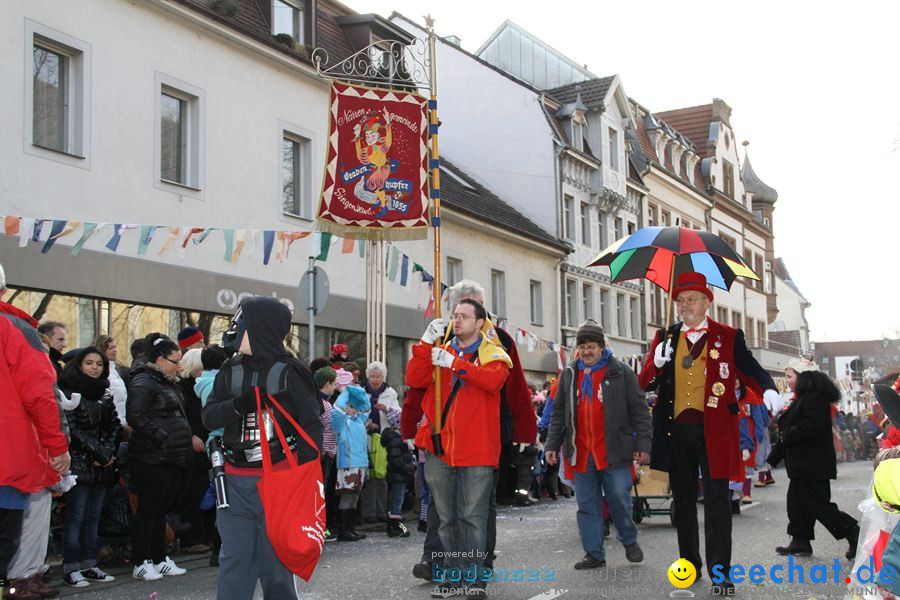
[449,337,482,388]
[576,348,613,403]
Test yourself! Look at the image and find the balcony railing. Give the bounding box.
[747,337,802,357]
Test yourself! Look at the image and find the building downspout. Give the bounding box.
[553,141,567,347]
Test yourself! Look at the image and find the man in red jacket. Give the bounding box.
[0,267,70,596]
[402,280,537,584]
[408,298,510,599]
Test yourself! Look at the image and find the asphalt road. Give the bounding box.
[58,460,874,600]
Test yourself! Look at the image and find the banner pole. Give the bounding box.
[426,18,445,456]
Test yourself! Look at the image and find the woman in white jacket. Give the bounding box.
[360,361,399,523]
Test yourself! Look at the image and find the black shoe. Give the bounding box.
[775,538,812,556]
[418,519,428,532]
[846,525,860,560]
[413,560,435,581]
[337,529,362,542]
[387,520,410,538]
[712,579,735,596]
[515,494,535,507]
[731,500,741,515]
[624,542,643,563]
[573,554,606,570]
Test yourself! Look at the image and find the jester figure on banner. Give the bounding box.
[317,82,429,240]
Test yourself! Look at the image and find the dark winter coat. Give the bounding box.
[381,427,416,485]
[179,377,211,470]
[767,391,837,480]
[126,365,193,467]
[61,389,122,487]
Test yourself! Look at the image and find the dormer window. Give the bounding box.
[273,0,306,44]
[608,127,619,171]
[572,119,583,152]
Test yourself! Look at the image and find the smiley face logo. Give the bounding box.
[668,558,697,588]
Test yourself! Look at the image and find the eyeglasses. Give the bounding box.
[675,296,706,305]
[451,313,476,321]
[164,356,182,365]
[576,343,601,352]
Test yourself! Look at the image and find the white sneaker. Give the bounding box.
[133,559,164,581]
[155,556,187,576]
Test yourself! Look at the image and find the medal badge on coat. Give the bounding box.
[711,381,726,397]
[719,362,730,379]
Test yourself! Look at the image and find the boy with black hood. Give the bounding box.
[202,296,322,599]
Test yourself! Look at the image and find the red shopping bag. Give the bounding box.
[255,389,325,582]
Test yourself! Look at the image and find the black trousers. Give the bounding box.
[786,478,858,541]
[423,469,499,568]
[178,467,213,546]
[0,508,24,580]
[130,462,184,564]
[670,423,732,579]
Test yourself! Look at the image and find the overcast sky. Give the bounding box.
[347,0,900,342]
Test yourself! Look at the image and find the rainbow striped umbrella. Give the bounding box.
[588,226,759,292]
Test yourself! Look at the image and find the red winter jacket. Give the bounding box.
[400,327,536,445]
[407,342,509,467]
[0,302,68,493]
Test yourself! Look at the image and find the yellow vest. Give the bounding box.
[674,337,708,418]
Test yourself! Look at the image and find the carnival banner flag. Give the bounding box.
[316,82,429,241]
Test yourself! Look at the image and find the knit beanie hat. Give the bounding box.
[786,357,818,375]
[335,368,353,388]
[177,326,204,350]
[314,367,337,389]
[575,319,605,347]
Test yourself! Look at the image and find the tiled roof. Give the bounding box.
[172,0,356,67]
[439,159,569,252]
[656,104,714,160]
[632,102,706,191]
[544,76,616,108]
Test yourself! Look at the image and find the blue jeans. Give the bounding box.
[572,456,636,561]
[388,481,406,518]
[62,484,106,573]
[424,452,493,578]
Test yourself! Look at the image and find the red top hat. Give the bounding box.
[672,272,713,302]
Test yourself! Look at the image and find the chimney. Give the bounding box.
[712,98,733,126]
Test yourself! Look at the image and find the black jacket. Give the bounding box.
[179,378,211,470]
[62,389,122,487]
[381,428,416,485]
[126,365,193,467]
[768,392,837,480]
[202,296,323,469]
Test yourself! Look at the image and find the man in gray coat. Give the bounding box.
[545,320,651,569]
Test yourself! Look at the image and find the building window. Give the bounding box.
[616,293,627,337]
[596,212,606,249]
[563,195,575,240]
[446,257,463,286]
[661,210,671,227]
[27,23,91,165]
[630,296,639,340]
[282,133,311,218]
[627,221,636,236]
[490,269,506,317]
[614,217,623,242]
[717,307,728,324]
[745,317,754,339]
[599,289,609,330]
[651,287,663,325]
[273,0,306,44]
[720,233,737,252]
[580,202,591,247]
[572,121,584,152]
[757,322,767,347]
[722,159,735,199]
[608,127,619,171]
[565,279,577,327]
[647,203,658,227]
[157,77,203,190]
[731,310,742,329]
[530,280,543,326]
[582,283,594,321]
[754,255,764,291]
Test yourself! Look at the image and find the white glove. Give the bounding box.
[742,449,751,461]
[517,443,528,453]
[763,389,783,413]
[59,390,81,411]
[653,338,674,369]
[421,318,447,345]
[431,347,455,369]
[405,439,416,452]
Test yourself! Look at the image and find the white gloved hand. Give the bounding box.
[517,443,528,453]
[59,390,81,411]
[431,348,455,369]
[763,389,783,413]
[653,338,674,369]
[421,318,447,345]
[742,449,751,461]
[405,439,416,452]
